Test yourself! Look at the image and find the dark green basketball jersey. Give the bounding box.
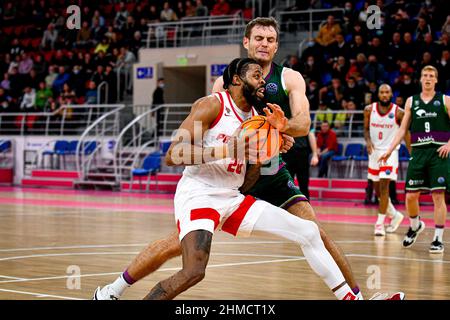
[410,93,450,147]
[264,63,309,150]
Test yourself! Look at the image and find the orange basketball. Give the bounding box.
[240,115,283,163]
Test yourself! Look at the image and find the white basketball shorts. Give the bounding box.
[368,149,399,181]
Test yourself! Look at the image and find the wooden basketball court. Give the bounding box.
[0,186,448,300]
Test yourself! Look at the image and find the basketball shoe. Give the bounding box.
[386,210,404,233]
[369,292,406,300]
[429,237,444,254]
[402,221,425,248]
[93,285,120,300]
[374,224,386,236]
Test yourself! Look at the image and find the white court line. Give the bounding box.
[0,275,28,280]
[0,241,288,253]
[0,254,304,285]
[0,288,83,300]
[347,253,450,264]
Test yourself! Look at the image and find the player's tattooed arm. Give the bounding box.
[283,69,311,137]
[239,163,262,194]
[363,105,374,154]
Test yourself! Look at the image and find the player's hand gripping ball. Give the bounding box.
[240,115,283,163]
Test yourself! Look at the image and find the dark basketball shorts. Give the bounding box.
[246,164,308,209]
[405,146,449,193]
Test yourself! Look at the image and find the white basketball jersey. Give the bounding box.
[369,102,400,151]
[182,91,257,189]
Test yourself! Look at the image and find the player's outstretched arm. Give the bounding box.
[379,97,412,163]
[437,95,450,158]
[396,107,411,154]
[363,105,374,155]
[283,69,311,137]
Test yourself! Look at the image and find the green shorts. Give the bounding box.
[405,146,449,193]
[246,164,308,209]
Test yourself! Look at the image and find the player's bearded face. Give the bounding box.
[242,78,265,108]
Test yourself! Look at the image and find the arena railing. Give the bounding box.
[0,104,122,136]
[275,8,345,41]
[142,14,245,48]
[75,104,125,182]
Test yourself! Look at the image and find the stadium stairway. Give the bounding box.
[21,170,433,204]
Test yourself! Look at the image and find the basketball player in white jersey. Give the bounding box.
[364,84,409,236]
[141,58,359,300]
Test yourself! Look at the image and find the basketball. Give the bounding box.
[240,115,283,162]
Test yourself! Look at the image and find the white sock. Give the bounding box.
[109,274,130,296]
[334,284,358,300]
[434,227,444,242]
[410,216,420,231]
[376,213,386,225]
[386,198,396,218]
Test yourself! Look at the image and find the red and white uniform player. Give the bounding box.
[175,91,262,240]
[368,102,401,182]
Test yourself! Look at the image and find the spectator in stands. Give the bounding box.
[343,76,363,107]
[104,65,117,103]
[331,56,349,82]
[417,33,439,62]
[9,38,23,58]
[395,96,404,108]
[18,53,34,75]
[132,4,145,23]
[70,65,87,98]
[91,19,106,44]
[24,69,41,90]
[2,2,17,25]
[92,9,106,28]
[91,65,105,86]
[386,32,402,71]
[437,49,450,92]
[349,34,367,60]
[394,74,418,100]
[345,99,364,137]
[319,77,344,110]
[398,60,414,77]
[85,81,98,105]
[283,55,301,72]
[367,36,384,64]
[333,100,348,137]
[160,2,179,22]
[123,16,137,41]
[115,2,130,31]
[45,66,57,90]
[1,73,10,92]
[415,16,432,42]
[362,55,387,86]
[147,5,160,22]
[315,101,334,127]
[76,21,93,49]
[330,33,350,59]
[33,55,48,78]
[195,0,209,17]
[399,32,416,65]
[316,120,338,178]
[130,31,143,57]
[364,81,378,104]
[185,1,196,17]
[442,15,450,37]
[0,88,14,112]
[52,66,70,95]
[95,37,110,55]
[306,79,320,110]
[301,55,321,85]
[175,1,186,19]
[211,0,231,16]
[83,53,95,76]
[153,78,165,135]
[41,23,58,50]
[315,15,342,55]
[20,86,36,111]
[59,83,76,105]
[7,67,21,99]
[35,81,53,111]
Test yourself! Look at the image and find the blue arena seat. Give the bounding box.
[131,152,161,192]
